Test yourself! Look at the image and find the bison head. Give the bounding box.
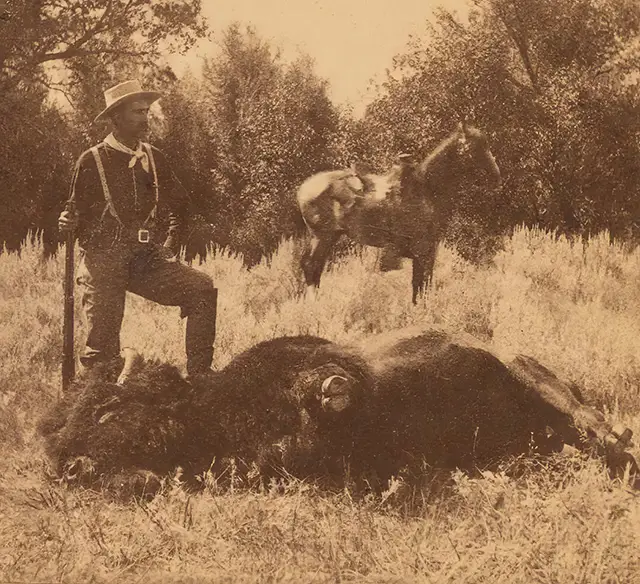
[295,363,362,419]
[293,344,375,431]
[39,349,194,498]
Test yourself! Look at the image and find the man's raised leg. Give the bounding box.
[128,247,217,375]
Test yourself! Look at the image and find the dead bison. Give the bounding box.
[293,328,639,490]
[38,353,194,499]
[39,329,639,499]
[39,336,339,497]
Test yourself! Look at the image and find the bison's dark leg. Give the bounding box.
[507,355,609,444]
[506,354,639,484]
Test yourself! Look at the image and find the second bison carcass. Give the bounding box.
[38,353,195,499]
[293,327,639,490]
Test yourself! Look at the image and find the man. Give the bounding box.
[390,152,415,191]
[58,79,217,377]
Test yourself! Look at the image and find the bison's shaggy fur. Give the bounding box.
[39,336,346,497]
[292,327,639,491]
[38,354,193,498]
[39,329,639,499]
[184,334,342,483]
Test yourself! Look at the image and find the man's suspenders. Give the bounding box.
[91,146,124,228]
[90,143,160,241]
[141,142,159,225]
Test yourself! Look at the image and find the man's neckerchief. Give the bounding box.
[103,132,150,173]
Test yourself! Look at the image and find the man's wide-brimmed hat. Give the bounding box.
[94,79,162,123]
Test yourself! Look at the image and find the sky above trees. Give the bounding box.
[168,0,471,115]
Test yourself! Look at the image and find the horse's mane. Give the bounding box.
[416,125,465,179]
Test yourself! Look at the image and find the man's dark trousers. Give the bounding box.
[77,240,216,375]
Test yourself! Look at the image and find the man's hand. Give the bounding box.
[58,209,79,233]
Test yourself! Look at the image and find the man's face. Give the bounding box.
[112,100,150,141]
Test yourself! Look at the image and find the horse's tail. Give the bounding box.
[293,200,310,236]
[296,172,332,232]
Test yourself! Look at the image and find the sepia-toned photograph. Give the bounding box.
[1,0,639,582]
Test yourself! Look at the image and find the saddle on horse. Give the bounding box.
[334,158,410,225]
[329,158,415,272]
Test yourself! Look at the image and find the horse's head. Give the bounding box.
[417,122,502,191]
[455,121,501,188]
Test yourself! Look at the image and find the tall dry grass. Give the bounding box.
[0,227,639,583]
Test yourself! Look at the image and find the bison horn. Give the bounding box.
[117,347,138,386]
[321,375,348,396]
[320,374,352,413]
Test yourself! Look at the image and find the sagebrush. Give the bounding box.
[0,227,639,583]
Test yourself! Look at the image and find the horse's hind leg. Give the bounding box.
[302,232,340,295]
[301,235,320,289]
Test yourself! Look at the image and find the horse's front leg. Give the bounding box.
[411,258,425,305]
[411,241,437,304]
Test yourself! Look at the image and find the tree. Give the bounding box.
[363,0,640,254]
[1,0,205,84]
[160,25,341,265]
[0,82,74,254]
[0,0,207,252]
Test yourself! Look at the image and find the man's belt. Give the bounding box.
[138,229,150,243]
[113,226,154,244]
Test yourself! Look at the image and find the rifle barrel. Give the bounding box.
[62,230,75,391]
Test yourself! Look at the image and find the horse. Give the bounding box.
[296,122,502,303]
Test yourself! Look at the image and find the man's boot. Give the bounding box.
[186,288,218,377]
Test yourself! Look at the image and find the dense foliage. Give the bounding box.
[365,0,640,255]
[158,25,343,264]
[0,0,206,253]
[0,0,639,263]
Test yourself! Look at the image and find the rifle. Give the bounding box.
[62,202,76,392]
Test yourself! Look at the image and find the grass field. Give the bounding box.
[1,227,639,583]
